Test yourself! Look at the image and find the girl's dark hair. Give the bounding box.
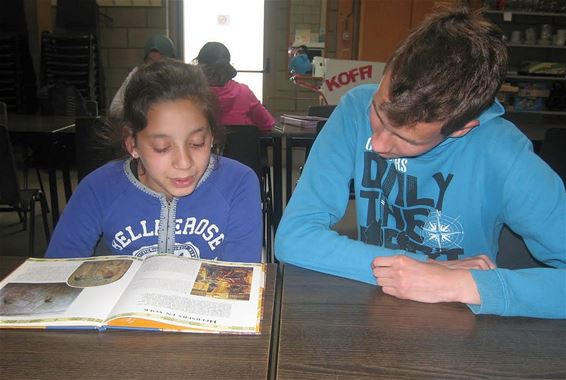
[122,59,223,152]
[194,42,237,86]
[382,7,508,136]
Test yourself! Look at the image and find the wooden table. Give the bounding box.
[276,265,566,379]
[0,257,280,380]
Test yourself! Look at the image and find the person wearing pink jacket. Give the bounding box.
[195,42,275,131]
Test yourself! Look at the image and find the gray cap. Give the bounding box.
[144,35,176,60]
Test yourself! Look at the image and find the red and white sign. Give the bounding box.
[320,59,386,105]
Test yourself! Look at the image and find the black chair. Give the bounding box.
[0,124,50,257]
[304,105,336,159]
[75,116,117,183]
[497,225,547,269]
[222,125,274,263]
[308,104,336,118]
[539,128,566,184]
[25,85,99,208]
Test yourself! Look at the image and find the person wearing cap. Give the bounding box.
[195,41,275,131]
[109,35,177,121]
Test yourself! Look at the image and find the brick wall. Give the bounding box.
[100,4,167,109]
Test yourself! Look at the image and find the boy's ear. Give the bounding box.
[449,120,479,138]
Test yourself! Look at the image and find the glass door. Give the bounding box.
[183,0,265,100]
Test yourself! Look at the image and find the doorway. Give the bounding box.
[183,0,265,100]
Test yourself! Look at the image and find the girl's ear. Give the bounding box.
[123,127,138,158]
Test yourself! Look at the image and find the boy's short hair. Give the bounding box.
[382,7,508,135]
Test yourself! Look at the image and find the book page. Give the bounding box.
[0,256,142,327]
[106,254,266,334]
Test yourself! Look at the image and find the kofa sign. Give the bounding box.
[321,59,386,105]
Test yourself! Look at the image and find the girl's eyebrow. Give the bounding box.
[146,126,209,139]
[372,100,422,146]
[189,126,209,135]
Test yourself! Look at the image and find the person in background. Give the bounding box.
[108,34,177,121]
[288,44,312,75]
[275,7,566,319]
[195,41,275,132]
[46,59,262,263]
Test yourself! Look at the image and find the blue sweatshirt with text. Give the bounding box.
[46,156,262,263]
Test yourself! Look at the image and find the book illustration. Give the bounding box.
[0,283,81,316]
[191,263,253,301]
[68,259,132,288]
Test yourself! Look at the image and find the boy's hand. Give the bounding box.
[371,255,481,305]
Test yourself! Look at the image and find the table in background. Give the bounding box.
[6,114,76,227]
[280,124,317,203]
[0,256,279,380]
[276,265,566,379]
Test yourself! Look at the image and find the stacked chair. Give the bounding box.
[39,0,106,113]
[39,32,105,111]
[0,1,37,114]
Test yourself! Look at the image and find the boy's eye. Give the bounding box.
[190,141,205,148]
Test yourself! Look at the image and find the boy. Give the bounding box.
[275,7,566,319]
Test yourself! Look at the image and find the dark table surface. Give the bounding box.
[276,265,566,379]
[0,257,279,380]
[5,114,76,134]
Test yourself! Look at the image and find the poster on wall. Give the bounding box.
[320,59,386,105]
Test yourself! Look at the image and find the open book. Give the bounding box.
[0,255,266,334]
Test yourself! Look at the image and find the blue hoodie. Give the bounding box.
[289,53,312,75]
[276,84,566,319]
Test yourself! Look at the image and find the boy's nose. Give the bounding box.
[371,128,394,156]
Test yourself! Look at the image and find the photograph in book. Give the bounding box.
[191,264,254,301]
[0,283,81,316]
[0,255,266,334]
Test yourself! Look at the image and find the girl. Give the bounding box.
[46,59,262,263]
[195,42,276,131]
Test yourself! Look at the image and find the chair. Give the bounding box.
[539,128,566,184]
[308,105,337,118]
[497,225,547,269]
[75,116,117,183]
[304,105,336,158]
[222,125,275,263]
[25,85,99,206]
[0,124,50,257]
